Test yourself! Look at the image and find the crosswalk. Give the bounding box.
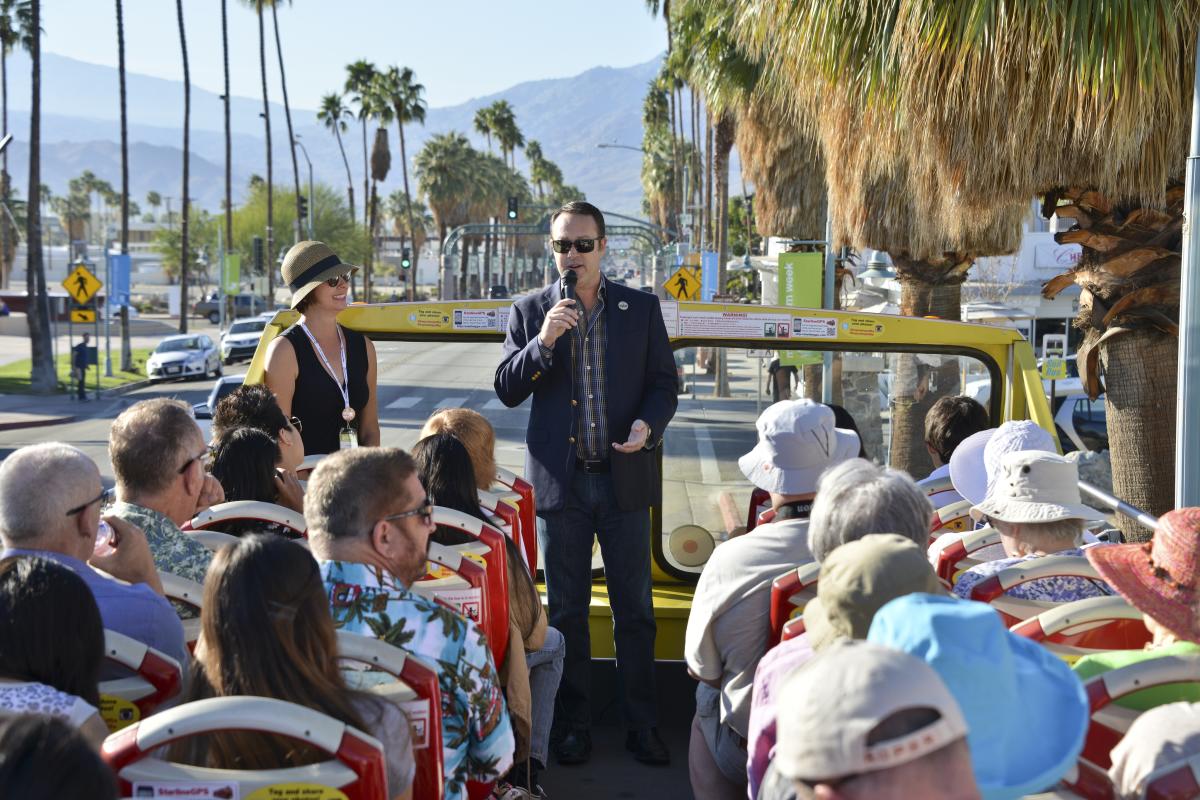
[384,394,516,413]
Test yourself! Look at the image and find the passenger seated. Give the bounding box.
[0,557,108,748]
[948,419,1056,507]
[305,448,514,800]
[0,714,117,800]
[209,428,305,535]
[868,593,1089,797]
[747,535,942,800]
[108,398,224,583]
[210,383,306,473]
[807,459,932,564]
[1109,702,1200,798]
[686,399,859,799]
[824,404,870,460]
[170,534,414,800]
[1075,507,1200,709]
[952,451,1111,602]
[773,640,979,800]
[420,407,500,492]
[412,431,563,797]
[0,443,186,669]
[917,395,988,508]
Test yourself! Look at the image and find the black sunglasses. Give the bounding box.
[288,415,303,433]
[324,272,351,288]
[381,501,434,527]
[550,237,602,254]
[66,487,114,517]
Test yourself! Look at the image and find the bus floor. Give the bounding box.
[541,660,697,799]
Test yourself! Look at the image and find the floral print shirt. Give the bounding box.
[109,501,212,584]
[952,546,1115,603]
[319,559,514,800]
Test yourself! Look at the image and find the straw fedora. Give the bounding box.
[281,240,359,309]
[1088,507,1200,642]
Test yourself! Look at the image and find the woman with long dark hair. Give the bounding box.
[0,715,116,799]
[209,428,303,539]
[412,431,563,795]
[171,535,413,800]
[0,557,108,747]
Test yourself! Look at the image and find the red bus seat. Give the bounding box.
[931,526,1001,588]
[768,562,820,647]
[414,542,497,664]
[477,489,526,576]
[928,499,974,545]
[966,555,1110,628]
[495,466,537,570]
[1010,595,1151,663]
[184,500,307,538]
[1142,752,1200,799]
[431,507,511,667]
[158,572,203,651]
[746,487,770,533]
[337,632,445,800]
[1075,655,1200,775]
[99,630,183,732]
[101,695,387,800]
[780,616,807,642]
[1052,761,1114,799]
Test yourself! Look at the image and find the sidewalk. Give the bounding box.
[0,392,81,431]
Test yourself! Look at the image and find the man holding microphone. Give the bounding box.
[495,201,678,767]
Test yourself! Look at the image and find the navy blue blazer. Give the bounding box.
[494,279,678,512]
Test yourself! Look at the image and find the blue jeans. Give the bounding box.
[539,470,658,731]
[525,625,565,765]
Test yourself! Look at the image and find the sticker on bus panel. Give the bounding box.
[453,308,501,331]
[841,317,886,337]
[678,310,792,339]
[794,317,839,338]
[407,307,451,330]
[402,697,431,749]
[100,694,141,732]
[659,300,679,336]
[245,785,348,800]
[132,782,239,799]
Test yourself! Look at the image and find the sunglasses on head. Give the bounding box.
[324,272,351,288]
[550,237,602,254]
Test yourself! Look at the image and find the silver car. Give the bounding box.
[146,334,222,382]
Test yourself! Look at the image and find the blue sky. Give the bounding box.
[42,1,669,110]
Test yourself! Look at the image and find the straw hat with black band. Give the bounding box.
[281,241,360,310]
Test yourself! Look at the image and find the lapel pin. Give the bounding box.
[618,300,629,311]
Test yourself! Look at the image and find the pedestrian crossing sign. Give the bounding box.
[63,264,102,305]
[664,267,701,300]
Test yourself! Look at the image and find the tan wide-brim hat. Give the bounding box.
[281,240,360,309]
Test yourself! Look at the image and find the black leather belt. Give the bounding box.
[576,458,610,474]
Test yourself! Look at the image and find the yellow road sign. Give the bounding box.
[62,264,102,305]
[70,309,96,323]
[1040,357,1068,381]
[664,267,701,300]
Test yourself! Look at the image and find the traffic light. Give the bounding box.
[298,195,308,220]
[507,196,518,220]
[252,236,264,274]
[400,248,412,270]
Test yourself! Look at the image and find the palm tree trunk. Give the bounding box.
[176,0,189,335]
[713,112,734,398]
[397,123,418,301]
[270,3,301,245]
[483,222,492,291]
[360,117,368,227]
[705,109,714,247]
[116,0,132,370]
[691,88,700,245]
[668,88,680,229]
[366,182,377,301]
[257,9,273,304]
[26,0,52,393]
[221,0,232,325]
[334,125,354,224]
[1,43,9,290]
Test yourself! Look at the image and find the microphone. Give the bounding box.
[561,269,577,303]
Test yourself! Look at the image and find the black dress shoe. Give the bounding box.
[625,727,670,765]
[553,729,592,765]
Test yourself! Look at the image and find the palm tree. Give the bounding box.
[386,190,432,273]
[415,132,473,297]
[318,92,355,223]
[378,66,427,300]
[115,0,132,369]
[220,0,232,302]
[364,83,393,303]
[242,0,273,302]
[0,0,29,289]
[24,0,50,392]
[145,190,161,221]
[175,0,190,334]
[266,0,301,244]
[473,106,496,152]
[345,59,377,228]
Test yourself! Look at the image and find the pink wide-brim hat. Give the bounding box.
[1087,507,1200,643]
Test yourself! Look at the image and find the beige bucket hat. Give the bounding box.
[281,240,360,309]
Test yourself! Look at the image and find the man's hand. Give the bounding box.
[89,516,165,595]
[612,419,650,453]
[538,298,579,350]
[274,468,305,513]
[196,474,225,513]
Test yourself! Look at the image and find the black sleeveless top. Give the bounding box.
[283,324,370,455]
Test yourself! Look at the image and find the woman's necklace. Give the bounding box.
[298,321,357,449]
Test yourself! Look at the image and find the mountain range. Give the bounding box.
[0,50,694,217]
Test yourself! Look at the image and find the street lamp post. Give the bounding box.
[294,136,314,240]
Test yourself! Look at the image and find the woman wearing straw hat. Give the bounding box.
[264,241,380,455]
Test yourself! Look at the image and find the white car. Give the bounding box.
[147,334,222,382]
[192,375,246,441]
[220,317,268,364]
[965,354,1082,407]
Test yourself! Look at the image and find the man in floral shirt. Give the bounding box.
[306,447,514,800]
[108,398,224,583]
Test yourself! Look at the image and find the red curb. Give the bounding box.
[0,414,76,432]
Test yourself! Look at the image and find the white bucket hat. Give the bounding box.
[970,450,1097,524]
[738,399,860,495]
[949,421,1056,505]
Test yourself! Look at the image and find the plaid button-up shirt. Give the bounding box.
[540,279,610,460]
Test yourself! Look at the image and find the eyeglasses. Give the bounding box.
[324,272,351,288]
[177,445,214,475]
[66,487,114,517]
[381,501,434,527]
[288,416,303,433]
[550,237,603,254]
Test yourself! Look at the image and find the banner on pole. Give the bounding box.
[223,254,241,293]
[777,252,825,367]
[108,254,131,307]
[701,250,718,302]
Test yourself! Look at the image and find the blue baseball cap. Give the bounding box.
[867,593,1088,799]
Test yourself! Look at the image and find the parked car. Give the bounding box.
[147,334,222,382]
[1054,393,1109,453]
[965,354,1082,407]
[193,293,268,325]
[488,285,510,299]
[193,375,246,442]
[220,317,268,365]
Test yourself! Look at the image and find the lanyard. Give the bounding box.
[299,322,351,415]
